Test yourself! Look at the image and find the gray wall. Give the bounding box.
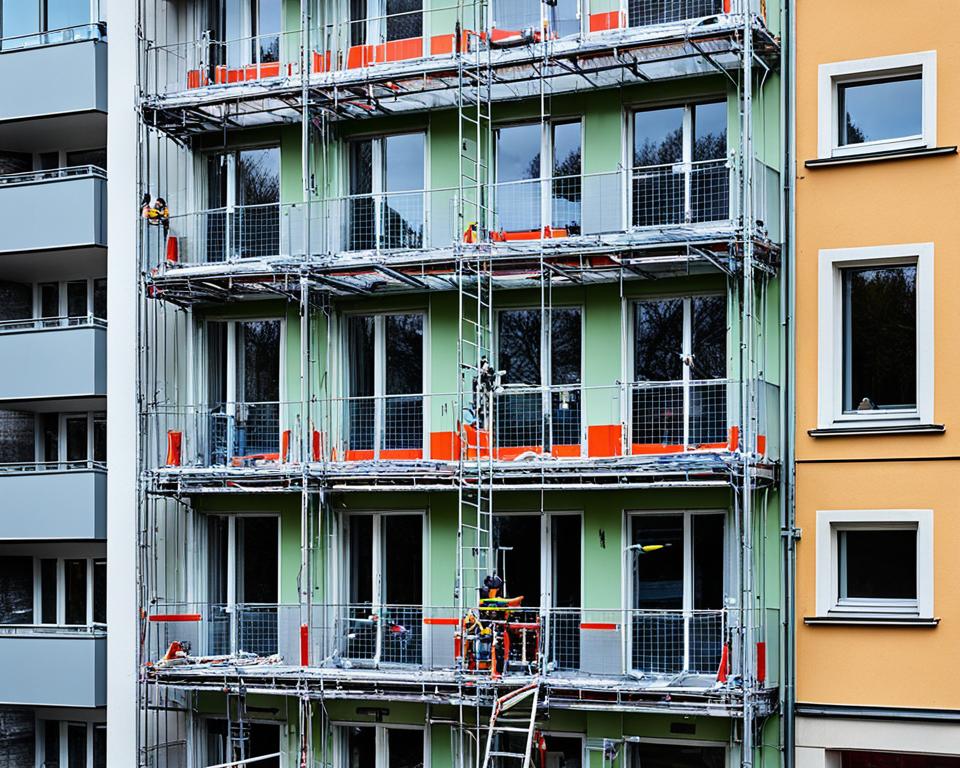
[0,175,106,254]
[0,325,105,400]
[0,40,106,122]
[0,634,105,707]
[0,470,106,540]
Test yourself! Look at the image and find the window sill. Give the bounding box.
[805,615,939,627]
[808,424,945,437]
[805,145,957,168]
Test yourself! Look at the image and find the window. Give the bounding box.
[0,556,103,627]
[206,147,280,260]
[818,243,934,429]
[345,512,423,663]
[818,51,937,159]
[631,742,725,768]
[34,278,105,325]
[494,119,583,235]
[1,0,91,42]
[66,148,107,171]
[342,725,424,768]
[206,720,281,768]
[491,0,579,38]
[631,295,727,449]
[815,510,934,620]
[350,0,423,47]
[39,720,107,768]
[841,751,960,768]
[0,556,32,624]
[30,412,105,467]
[348,133,425,250]
[206,515,279,656]
[632,102,728,226]
[496,307,582,452]
[344,312,424,457]
[628,512,726,674]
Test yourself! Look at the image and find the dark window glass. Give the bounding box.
[838,75,922,146]
[388,728,424,768]
[40,282,60,319]
[691,295,726,379]
[206,321,228,405]
[41,558,58,623]
[237,516,278,603]
[43,720,60,768]
[842,265,917,412]
[0,410,34,463]
[347,316,375,451]
[499,310,541,385]
[93,415,106,463]
[237,147,279,206]
[349,515,373,604]
[839,529,917,601]
[552,121,581,232]
[42,413,59,462]
[634,107,684,166]
[347,727,376,768]
[39,152,59,171]
[46,0,91,31]
[841,751,960,768]
[386,0,422,42]
[207,516,229,605]
[349,0,367,46]
[693,101,727,161]
[385,314,423,395]
[384,134,425,192]
[64,559,87,625]
[253,0,280,63]
[65,416,88,463]
[631,516,682,610]
[0,150,31,174]
[240,320,281,403]
[497,123,542,232]
[236,148,280,259]
[384,515,422,604]
[543,737,582,768]
[349,140,375,250]
[93,559,106,623]
[93,724,106,768]
[551,308,581,385]
[493,515,541,604]
[66,722,86,768]
[692,514,724,609]
[552,515,581,607]
[382,134,425,248]
[633,743,725,768]
[93,278,107,320]
[0,556,33,624]
[634,299,683,381]
[66,280,87,318]
[66,148,107,170]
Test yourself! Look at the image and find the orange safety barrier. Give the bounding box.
[631,442,684,455]
[551,444,581,458]
[186,69,210,89]
[430,431,460,461]
[489,28,541,46]
[312,430,322,462]
[343,449,375,462]
[214,62,291,84]
[165,236,179,263]
[588,11,626,32]
[380,448,423,460]
[148,613,201,622]
[281,430,291,462]
[756,641,766,683]
[756,433,767,456]
[166,430,182,466]
[580,622,619,630]
[347,36,424,68]
[462,423,491,458]
[423,617,459,626]
[300,624,309,666]
[588,424,623,457]
[429,31,471,55]
[728,425,740,451]
[312,50,331,73]
[716,642,730,683]
[490,227,569,242]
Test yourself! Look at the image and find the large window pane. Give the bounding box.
[838,75,922,146]
[349,139,375,250]
[497,123,541,232]
[237,320,281,456]
[348,515,373,604]
[237,516,278,603]
[384,315,423,451]
[634,107,684,166]
[67,722,86,768]
[493,515,541,604]
[64,559,87,625]
[41,558,58,624]
[43,720,60,768]
[634,300,683,381]
[499,310,541,385]
[552,121,581,233]
[93,415,106,463]
[633,743,726,768]
[236,147,280,258]
[254,0,280,63]
[347,315,375,451]
[347,727,376,768]
[2,0,40,39]
[93,278,107,319]
[93,724,106,768]
[386,0,422,41]
[0,556,33,624]
[693,102,726,161]
[66,281,87,318]
[388,729,424,768]
[46,0,91,31]
[842,265,917,411]
[631,516,683,610]
[383,134,424,248]
[93,559,106,623]
[839,529,917,601]
[65,416,88,463]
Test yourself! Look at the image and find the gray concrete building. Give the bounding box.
[0,2,108,765]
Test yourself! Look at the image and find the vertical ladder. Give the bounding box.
[481,683,541,768]
[455,0,494,612]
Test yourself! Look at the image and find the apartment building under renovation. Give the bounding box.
[128,1,787,766]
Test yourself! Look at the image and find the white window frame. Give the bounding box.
[817,243,934,429]
[37,717,106,768]
[815,509,934,619]
[334,723,429,768]
[817,51,937,159]
[201,316,286,407]
[29,556,104,628]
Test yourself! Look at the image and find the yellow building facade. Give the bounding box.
[795,0,960,764]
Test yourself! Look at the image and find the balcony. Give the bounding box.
[145,603,777,694]
[0,626,105,707]
[152,160,780,273]
[145,380,779,478]
[0,463,106,540]
[144,1,756,100]
[0,318,106,403]
[0,24,106,129]
[0,167,107,262]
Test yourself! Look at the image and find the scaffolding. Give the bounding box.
[134,1,783,766]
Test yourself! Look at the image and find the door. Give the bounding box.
[496,307,582,455]
[344,313,424,459]
[206,147,280,261]
[206,719,281,768]
[348,134,425,251]
[206,515,279,656]
[206,319,282,463]
[345,513,424,665]
[631,296,726,450]
[547,514,581,670]
[628,512,725,675]
[632,102,727,226]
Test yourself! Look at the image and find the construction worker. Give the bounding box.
[141,195,171,238]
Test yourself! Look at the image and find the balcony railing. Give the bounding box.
[0,460,106,474]
[145,602,772,686]
[0,164,106,186]
[149,162,774,268]
[0,315,106,333]
[144,2,749,98]
[145,380,778,471]
[0,22,104,51]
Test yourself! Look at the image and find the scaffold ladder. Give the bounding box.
[481,683,541,768]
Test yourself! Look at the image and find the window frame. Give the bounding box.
[37,717,106,768]
[815,509,934,619]
[334,723,428,768]
[817,51,937,159]
[817,243,934,429]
